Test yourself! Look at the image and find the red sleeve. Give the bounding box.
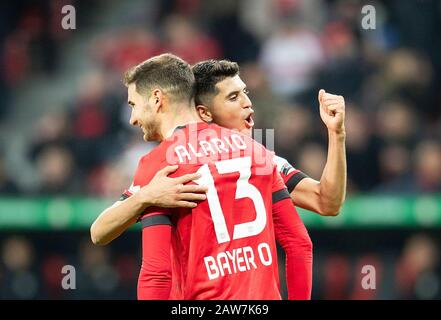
[272,165,287,194]
[272,197,313,300]
[137,223,172,300]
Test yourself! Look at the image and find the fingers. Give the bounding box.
[158,165,179,176]
[180,184,208,193]
[175,201,198,209]
[318,89,325,104]
[178,193,207,201]
[176,172,202,184]
[326,104,339,111]
[319,89,344,101]
[318,90,345,110]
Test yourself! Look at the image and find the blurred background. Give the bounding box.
[0,0,440,300]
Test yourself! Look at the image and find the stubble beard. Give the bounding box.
[143,119,162,142]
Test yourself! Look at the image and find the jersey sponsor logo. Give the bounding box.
[204,242,273,280]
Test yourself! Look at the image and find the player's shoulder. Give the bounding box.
[273,154,297,176]
[273,155,290,167]
[136,144,167,174]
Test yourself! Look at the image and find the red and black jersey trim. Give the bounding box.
[272,188,291,204]
[141,215,172,229]
[119,193,130,201]
[285,172,308,193]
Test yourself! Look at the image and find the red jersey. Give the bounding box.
[126,122,289,300]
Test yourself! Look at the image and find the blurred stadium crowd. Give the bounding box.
[0,0,440,299]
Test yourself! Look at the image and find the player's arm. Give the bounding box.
[138,214,173,300]
[90,165,207,245]
[272,174,313,300]
[291,90,346,216]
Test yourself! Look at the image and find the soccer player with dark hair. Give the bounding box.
[192,59,346,217]
[191,59,346,298]
[92,53,310,299]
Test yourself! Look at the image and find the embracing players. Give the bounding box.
[91,55,346,300]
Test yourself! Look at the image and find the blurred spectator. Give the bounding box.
[376,99,419,145]
[316,21,364,101]
[260,14,324,99]
[34,145,79,195]
[413,140,441,193]
[93,29,161,74]
[0,236,39,299]
[0,153,20,195]
[273,104,314,160]
[41,253,70,299]
[74,238,120,299]
[377,143,411,186]
[240,0,326,40]
[70,71,124,172]
[376,140,441,193]
[296,143,327,180]
[162,14,222,64]
[395,234,441,299]
[29,112,74,161]
[240,62,287,130]
[344,107,381,191]
[114,253,139,299]
[321,254,351,300]
[87,160,131,198]
[382,50,433,111]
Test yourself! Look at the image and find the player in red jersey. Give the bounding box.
[131,121,293,299]
[91,57,346,300]
[190,59,346,299]
[92,53,307,299]
[192,60,346,218]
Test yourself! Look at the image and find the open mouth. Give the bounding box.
[244,114,254,129]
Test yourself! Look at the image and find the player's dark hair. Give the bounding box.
[192,60,240,105]
[123,53,195,104]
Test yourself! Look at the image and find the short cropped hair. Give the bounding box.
[123,53,195,103]
[192,60,239,105]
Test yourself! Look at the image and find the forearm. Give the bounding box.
[90,192,148,245]
[273,198,313,300]
[138,224,172,300]
[318,129,347,215]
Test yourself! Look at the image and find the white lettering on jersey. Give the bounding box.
[173,134,247,163]
[204,242,273,280]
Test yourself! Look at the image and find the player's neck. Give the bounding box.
[160,103,202,139]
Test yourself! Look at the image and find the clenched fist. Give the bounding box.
[318,89,346,134]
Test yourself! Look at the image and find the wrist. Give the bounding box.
[328,127,346,139]
[134,187,154,208]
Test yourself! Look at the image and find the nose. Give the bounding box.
[242,94,252,109]
[129,111,137,126]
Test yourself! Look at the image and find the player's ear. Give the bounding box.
[150,89,164,113]
[196,104,213,122]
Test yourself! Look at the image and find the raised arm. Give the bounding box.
[90,165,207,245]
[291,90,347,216]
